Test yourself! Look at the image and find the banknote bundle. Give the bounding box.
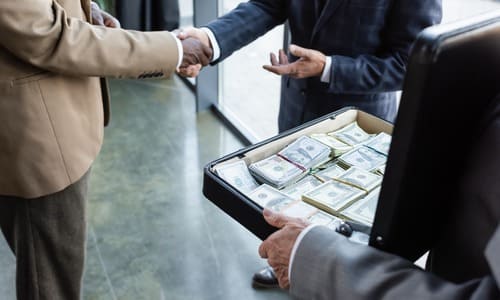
[310,133,352,157]
[248,184,295,209]
[336,166,382,192]
[341,187,381,226]
[249,136,331,188]
[215,160,259,194]
[282,176,323,200]
[364,132,392,155]
[308,211,343,229]
[248,184,318,219]
[314,164,346,182]
[248,155,304,189]
[338,145,387,171]
[302,180,366,216]
[329,122,372,146]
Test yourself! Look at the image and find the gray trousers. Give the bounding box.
[0,171,90,300]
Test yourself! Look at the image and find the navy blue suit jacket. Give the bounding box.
[206,0,442,131]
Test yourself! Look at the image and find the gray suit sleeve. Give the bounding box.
[290,226,500,300]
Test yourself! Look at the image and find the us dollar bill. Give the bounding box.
[314,164,347,182]
[341,187,381,225]
[249,155,304,189]
[215,160,259,194]
[282,176,323,200]
[329,122,372,146]
[302,181,366,215]
[336,166,382,192]
[248,184,295,209]
[281,201,318,219]
[364,132,392,155]
[307,211,337,226]
[279,136,331,169]
[338,146,387,171]
[310,133,352,157]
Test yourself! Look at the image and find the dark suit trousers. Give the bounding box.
[0,170,90,300]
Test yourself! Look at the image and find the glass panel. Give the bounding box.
[218,0,282,142]
[443,0,500,23]
[180,0,194,28]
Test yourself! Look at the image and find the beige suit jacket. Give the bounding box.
[0,0,180,198]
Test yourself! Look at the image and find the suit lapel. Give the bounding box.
[311,0,344,42]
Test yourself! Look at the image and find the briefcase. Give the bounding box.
[203,107,392,240]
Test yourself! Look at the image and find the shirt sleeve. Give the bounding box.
[170,32,184,68]
[320,56,332,83]
[202,27,221,62]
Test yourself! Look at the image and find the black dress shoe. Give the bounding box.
[252,266,279,288]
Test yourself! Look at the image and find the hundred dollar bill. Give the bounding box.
[281,201,318,219]
[248,184,295,208]
[364,132,392,155]
[341,187,381,226]
[336,166,382,192]
[215,160,259,194]
[279,136,331,169]
[268,198,297,213]
[282,176,323,200]
[310,133,352,157]
[302,181,365,215]
[329,122,371,146]
[314,164,347,182]
[249,155,304,189]
[307,211,336,225]
[338,146,387,171]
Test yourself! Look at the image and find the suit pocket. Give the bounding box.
[0,78,65,176]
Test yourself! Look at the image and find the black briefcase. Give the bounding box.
[203,107,392,240]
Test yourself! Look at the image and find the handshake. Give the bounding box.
[177,28,213,78]
[178,27,328,79]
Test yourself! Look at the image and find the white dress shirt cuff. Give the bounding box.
[201,27,221,62]
[289,224,321,282]
[170,32,183,69]
[320,56,332,83]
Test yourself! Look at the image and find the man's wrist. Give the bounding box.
[170,32,183,69]
[201,27,220,62]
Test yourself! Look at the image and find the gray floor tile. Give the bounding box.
[85,78,290,300]
[0,235,15,300]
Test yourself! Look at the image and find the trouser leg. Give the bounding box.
[0,171,90,300]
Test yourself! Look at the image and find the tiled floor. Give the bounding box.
[0,77,290,300]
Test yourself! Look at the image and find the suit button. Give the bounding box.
[301,90,306,96]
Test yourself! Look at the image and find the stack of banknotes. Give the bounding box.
[249,136,331,189]
[214,121,392,227]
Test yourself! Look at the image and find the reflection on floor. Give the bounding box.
[0,77,289,300]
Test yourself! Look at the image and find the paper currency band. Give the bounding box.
[276,153,307,172]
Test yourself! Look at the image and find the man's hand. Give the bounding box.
[91,2,121,28]
[178,37,212,78]
[177,27,211,49]
[177,28,212,77]
[263,45,327,79]
[258,209,310,289]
